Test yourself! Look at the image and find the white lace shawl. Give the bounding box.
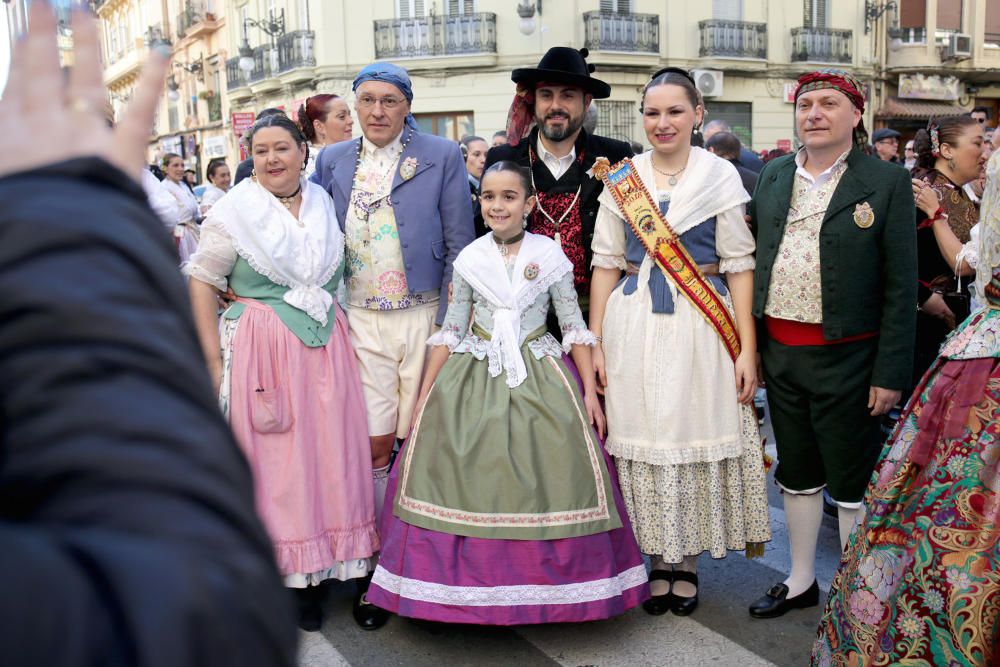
[160,178,200,224]
[599,148,750,236]
[205,177,344,326]
[453,232,573,388]
[975,151,1000,301]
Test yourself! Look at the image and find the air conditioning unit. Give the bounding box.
[692,69,724,98]
[944,32,972,59]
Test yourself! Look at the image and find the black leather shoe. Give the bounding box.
[353,578,391,631]
[749,580,819,619]
[641,570,673,616]
[668,571,698,616]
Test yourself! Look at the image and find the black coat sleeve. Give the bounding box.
[0,159,297,667]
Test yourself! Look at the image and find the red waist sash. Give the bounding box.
[764,316,878,347]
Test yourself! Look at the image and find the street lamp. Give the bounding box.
[166,74,180,102]
[238,39,255,73]
[175,57,204,81]
[238,9,285,74]
[517,0,541,36]
[864,0,897,35]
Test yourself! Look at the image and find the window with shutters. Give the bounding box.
[713,0,742,20]
[936,0,962,32]
[397,0,426,18]
[445,0,475,14]
[803,0,828,28]
[896,0,927,42]
[414,112,475,141]
[599,0,632,14]
[987,0,1000,45]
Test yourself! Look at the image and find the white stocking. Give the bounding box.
[837,505,864,551]
[372,464,390,523]
[782,491,823,598]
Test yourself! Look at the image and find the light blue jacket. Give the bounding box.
[311,131,475,324]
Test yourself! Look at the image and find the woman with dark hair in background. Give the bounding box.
[460,134,488,235]
[298,94,353,178]
[160,152,201,262]
[910,115,988,385]
[200,158,231,216]
[185,113,378,632]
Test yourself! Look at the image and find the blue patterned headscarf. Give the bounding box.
[352,63,419,131]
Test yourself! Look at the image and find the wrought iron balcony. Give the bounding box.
[698,19,767,59]
[277,30,316,71]
[225,56,246,90]
[582,11,658,53]
[373,13,497,59]
[248,45,278,84]
[791,27,853,63]
[175,2,219,40]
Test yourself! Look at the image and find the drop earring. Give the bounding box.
[522,213,529,229]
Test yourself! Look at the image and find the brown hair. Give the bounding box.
[161,152,182,168]
[640,68,702,115]
[297,94,340,144]
[912,114,978,171]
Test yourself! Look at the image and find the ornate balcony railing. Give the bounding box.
[225,56,245,90]
[176,2,219,40]
[582,11,659,53]
[277,30,316,71]
[373,13,497,59]
[698,19,767,59]
[248,45,278,84]
[791,27,852,63]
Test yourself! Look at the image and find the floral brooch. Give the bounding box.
[400,156,418,181]
[524,263,540,281]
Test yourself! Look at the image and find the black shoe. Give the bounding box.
[641,570,673,616]
[748,580,819,619]
[353,577,390,631]
[668,571,698,616]
[294,587,323,632]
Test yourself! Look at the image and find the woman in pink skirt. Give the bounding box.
[186,114,379,632]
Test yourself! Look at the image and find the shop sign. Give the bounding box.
[160,135,183,156]
[899,74,961,101]
[232,112,256,137]
[777,139,792,152]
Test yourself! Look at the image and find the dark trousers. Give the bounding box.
[761,334,885,503]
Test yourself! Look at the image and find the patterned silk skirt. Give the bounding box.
[812,356,1000,666]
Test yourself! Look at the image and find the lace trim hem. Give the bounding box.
[427,329,462,350]
[229,235,341,299]
[591,253,627,270]
[606,437,743,466]
[719,256,756,274]
[182,262,228,291]
[561,328,598,351]
[452,333,565,362]
[284,558,373,588]
[371,564,648,606]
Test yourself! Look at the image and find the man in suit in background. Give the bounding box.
[747,69,916,619]
[704,119,765,173]
[706,130,758,196]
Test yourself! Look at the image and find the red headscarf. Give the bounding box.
[793,69,869,150]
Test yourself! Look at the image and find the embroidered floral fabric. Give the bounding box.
[812,357,1000,666]
[344,136,437,310]
[529,191,588,295]
[764,153,849,323]
[432,269,595,363]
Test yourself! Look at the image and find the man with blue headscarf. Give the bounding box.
[311,62,474,630]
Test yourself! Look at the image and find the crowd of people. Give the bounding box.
[2,4,998,665]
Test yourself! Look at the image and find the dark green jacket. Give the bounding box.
[749,148,917,391]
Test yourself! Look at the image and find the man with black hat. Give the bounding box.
[872,127,902,163]
[484,47,632,327]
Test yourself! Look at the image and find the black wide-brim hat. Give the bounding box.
[511,47,611,99]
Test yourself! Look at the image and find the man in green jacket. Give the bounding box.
[747,70,916,619]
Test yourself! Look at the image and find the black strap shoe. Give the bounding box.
[641,570,673,616]
[668,571,698,616]
[748,580,819,619]
[353,574,391,631]
[293,586,324,632]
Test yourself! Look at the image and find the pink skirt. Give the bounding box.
[227,299,379,576]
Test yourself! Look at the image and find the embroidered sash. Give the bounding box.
[593,157,741,362]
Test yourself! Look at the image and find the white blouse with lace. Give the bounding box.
[428,267,596,365]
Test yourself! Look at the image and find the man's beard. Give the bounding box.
[538,111,584,142]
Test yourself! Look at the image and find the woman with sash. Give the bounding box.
[185,114,378,632]
[589,68,771,616]
[367,161,648,624]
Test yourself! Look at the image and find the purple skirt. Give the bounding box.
[367,354,649,625]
